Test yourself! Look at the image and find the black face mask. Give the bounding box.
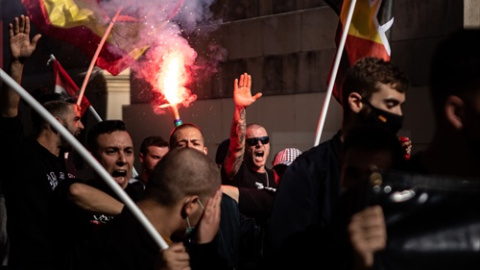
[363,101,404,134]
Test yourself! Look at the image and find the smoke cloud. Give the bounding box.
[97,0,224,112]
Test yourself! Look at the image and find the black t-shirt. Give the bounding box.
[230,163,276,189]
[227,163,277,219]
[216,194,240,269]
[49,177,145,270]
[223,163,278,269]
[76,207,161,270]
[77,207,228,270]
[0,116,76,270]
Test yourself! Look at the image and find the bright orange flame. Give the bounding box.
[158,51,187,106]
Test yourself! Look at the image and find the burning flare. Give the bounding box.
[156,51,190,126]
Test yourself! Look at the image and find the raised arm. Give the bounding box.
[223,73,262,181]
[0,15,41,118]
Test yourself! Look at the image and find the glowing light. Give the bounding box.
[158,51,187,106]
[155,50,194,127]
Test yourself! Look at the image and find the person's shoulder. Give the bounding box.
[128,177,145,190]
[220,193,238,213]
[125,182,145,202]
[293,136,337,164]
[281,136,340,183]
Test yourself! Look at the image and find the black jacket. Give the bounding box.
[266,131,342,268]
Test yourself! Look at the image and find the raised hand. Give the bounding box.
[9,15,41,63]
[1,15,41,118]
[233,73,262,108]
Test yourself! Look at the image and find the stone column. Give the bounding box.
[103,68,131,120]
[465,0,480,28]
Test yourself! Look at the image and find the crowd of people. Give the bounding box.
[0,14,479,270]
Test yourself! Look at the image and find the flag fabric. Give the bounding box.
[330,0,394,104]
[22,0,149,75]
[53,58,91,116]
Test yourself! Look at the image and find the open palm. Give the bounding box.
[9,15,41,62]
[234,73,262,107]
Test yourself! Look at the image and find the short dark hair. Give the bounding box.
[86,120,127,152]
[140,136,169,155]
[342,57,409,112]
[31,93,76,135]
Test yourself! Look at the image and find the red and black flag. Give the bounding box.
[52,58,91,116]
[329,0,394,104]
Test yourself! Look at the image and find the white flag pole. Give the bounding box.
[87,105,103,122]
[0,68,168,250]
[313,0,358,146]
[77,6,123,107]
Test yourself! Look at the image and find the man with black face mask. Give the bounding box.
[342,57,408,135]
[339,29,480,270]
[360,99,404,134]
[266,56,409,269]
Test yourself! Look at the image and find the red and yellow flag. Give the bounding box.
[22,0,149,75]
[331,0,394,103]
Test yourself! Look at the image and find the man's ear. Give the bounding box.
[445,95,465,130]
[203,146,208,155]
[181,196,200,218]
[138,152,145,164]
[347,92,363,113]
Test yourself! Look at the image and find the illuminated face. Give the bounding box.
[368,83,406,116]
[245,125,270,172]
[94,131,134,189]
[59,104,84,148]
[171,126,208,155]
[140,145,169,175]
[61,104,84,136]
[71,105,85,136]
